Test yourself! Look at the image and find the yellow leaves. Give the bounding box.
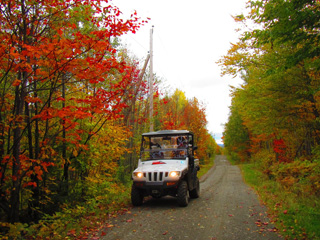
[293,101,317,122]
[0,222,28,239]
[218,41,251,77]
[271,160,320,194]
[86,176,102,184]
[73,149,78,157]
[82,122,132,179]
[279,176,297,189]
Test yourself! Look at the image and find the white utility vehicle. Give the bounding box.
[131,130,200,207]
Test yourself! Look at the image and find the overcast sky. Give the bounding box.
[112,0,246,144]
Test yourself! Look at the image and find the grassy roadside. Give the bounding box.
[240,163,320,240]
[198,156,215,178]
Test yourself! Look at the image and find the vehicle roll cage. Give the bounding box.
[140,130,197,161]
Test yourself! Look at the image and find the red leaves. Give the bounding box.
[273,139,286,154]
[162,98,169,105]
[273,139,289,163]
[56,97,65,102]
[0,0,150,225]
[24,181,37,188]
[33,106,93,127]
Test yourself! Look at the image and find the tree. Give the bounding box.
[0,0,145,223]
[223,95,251,163]
[220,0,320,196]
[154,89,216,163]
[248,0,320,66]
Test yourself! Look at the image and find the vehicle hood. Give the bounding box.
[135,159,188,172]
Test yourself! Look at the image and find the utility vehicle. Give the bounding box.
[131,130,200,207]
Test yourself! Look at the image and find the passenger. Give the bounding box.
[177,136,188,148]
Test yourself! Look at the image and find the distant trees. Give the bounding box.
[221,0,320,195]
[154,89,217,164]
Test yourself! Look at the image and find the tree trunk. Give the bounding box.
[9,71,26,223]
[62,75,69,195]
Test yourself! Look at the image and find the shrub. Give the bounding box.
[271,159,320,196]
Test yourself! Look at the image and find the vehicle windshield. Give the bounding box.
[141,135,192,161]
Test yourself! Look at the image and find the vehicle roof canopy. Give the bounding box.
[142,130,193,136]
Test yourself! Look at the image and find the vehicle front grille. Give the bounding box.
[147,172,169,182]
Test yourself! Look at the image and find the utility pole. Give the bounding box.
[149,26,154,132]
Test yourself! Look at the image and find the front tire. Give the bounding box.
[177,181,189,207]
[190,177,200,198]
[131,185,143,206]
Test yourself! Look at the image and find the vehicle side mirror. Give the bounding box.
[193,146,198,151]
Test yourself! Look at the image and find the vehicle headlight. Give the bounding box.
[169,171,180,177]
[133,172,144,178]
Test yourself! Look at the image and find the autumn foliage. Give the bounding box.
[154,89,217,164]
[0,0,216,236]
[0,0,145,225]
[221,0,320,196]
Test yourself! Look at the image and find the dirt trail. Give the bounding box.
[101,155,282,240]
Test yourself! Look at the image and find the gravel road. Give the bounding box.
[101,155,283,240]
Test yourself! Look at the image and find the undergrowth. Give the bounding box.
[0,181,132,240]
[0,157,216,239]
[240,163,320,240]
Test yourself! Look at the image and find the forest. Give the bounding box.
[0,0,218,237]
[221,0,320,238]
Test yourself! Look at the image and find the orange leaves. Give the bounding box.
[154,89,215,162]
[1,155,10,165]
[23,181,37,188]
[33,166,43,181]
[12,79,21,87]
[3,153,55,190]
[294,101,317,122]
[0,0,150,225]
[25,96,42,104]
[33,106,92,126]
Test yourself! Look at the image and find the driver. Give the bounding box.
[177,136,188,148]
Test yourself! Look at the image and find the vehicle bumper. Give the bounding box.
[133,180,179,189]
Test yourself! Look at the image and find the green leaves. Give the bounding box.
[222,0,320,194]
[248,0,320,66]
